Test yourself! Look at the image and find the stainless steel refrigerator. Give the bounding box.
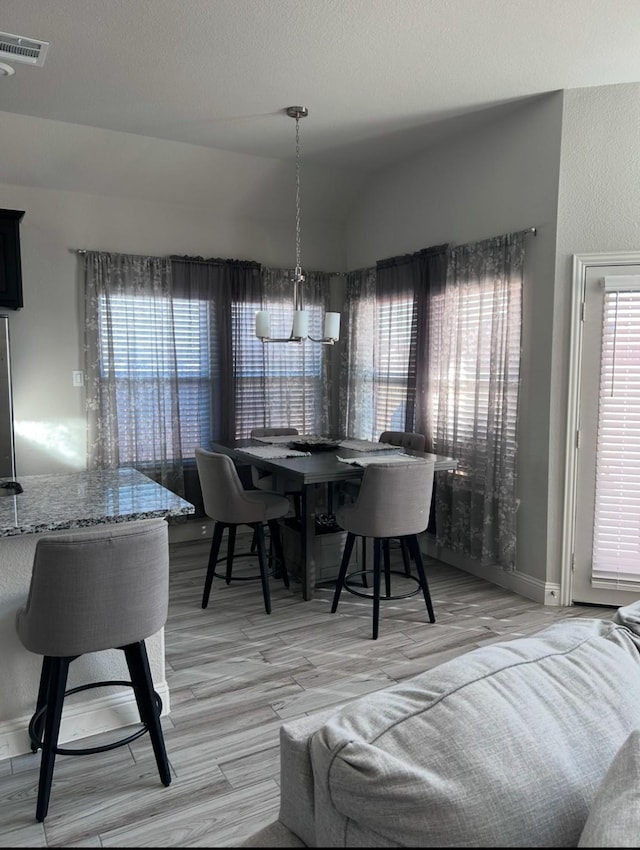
[0,316,16,478]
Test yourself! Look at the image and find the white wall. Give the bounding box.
[0,111,355,475]
[346,93,564,598]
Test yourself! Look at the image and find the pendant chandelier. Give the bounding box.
[255,106,341,345]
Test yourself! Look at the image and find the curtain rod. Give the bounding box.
[72,226,537,258]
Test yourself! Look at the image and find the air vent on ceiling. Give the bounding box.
[0,31,49,67]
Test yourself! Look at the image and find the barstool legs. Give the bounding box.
[331,532,356,612]
[202,520,289,615]
[36,656,70,822]
[332,533,435,639]
[372,539,382,640]
[407,536,436,623]
[123,641,171,786]
[30,643,170,822]
[252,522,271,614]
[202,523,224,608]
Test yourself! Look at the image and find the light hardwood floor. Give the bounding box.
[0,534,614,848]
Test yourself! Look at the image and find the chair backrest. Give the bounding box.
[336,459,435,539]
[379,430,426,452]
[15,518,169,657]
[195,447,273,525]
[250,427,299,438]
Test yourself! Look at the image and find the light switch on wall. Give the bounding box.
[72,371,84,387]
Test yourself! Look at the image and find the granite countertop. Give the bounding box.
[0,467,194,538]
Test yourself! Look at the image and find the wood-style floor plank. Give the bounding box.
[0,535,614,847]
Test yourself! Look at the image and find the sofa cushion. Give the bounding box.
[310,614,640,847]
[577,728,640,847]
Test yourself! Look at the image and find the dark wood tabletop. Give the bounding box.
[209,437,457,600]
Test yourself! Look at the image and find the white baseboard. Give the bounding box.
[0,681,170,761]
[422,535,561,606]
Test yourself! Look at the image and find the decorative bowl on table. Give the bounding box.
[290,436,341,452]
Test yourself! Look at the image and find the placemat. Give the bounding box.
[252,435,300,444]
[336,453,424,467]
[238,446,311,459]
[338,438,404,452]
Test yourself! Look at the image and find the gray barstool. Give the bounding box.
[331,459,436,639]
[195,448,290,614]
[379,430,427,575]
[379,430,426,452]
[15,518,172,822]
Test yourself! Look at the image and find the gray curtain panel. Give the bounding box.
[430,232,525,569]
[84,250,185,497]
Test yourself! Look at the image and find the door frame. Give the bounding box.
[560,251,640,606]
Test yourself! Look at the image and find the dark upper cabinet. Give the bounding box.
[0,210,25,310]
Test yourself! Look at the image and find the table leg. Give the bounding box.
[301,484,317,601]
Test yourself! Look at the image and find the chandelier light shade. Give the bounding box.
[255,106,341,345]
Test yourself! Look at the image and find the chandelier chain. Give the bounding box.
[295,115,302,277]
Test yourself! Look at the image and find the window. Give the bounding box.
[233,300,325,437]
[373,295,414,435]
[100,293,326,458]
[99,293,215,461]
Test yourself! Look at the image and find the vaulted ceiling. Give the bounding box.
[2,0,640,174]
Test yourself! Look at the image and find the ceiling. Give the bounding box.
[2,0,640,173]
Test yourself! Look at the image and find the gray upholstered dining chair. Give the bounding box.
[195,447,290,614]
[379,430,427,575]
[15,518,172,822]
[331,458,436,639]
[379,430,426,452]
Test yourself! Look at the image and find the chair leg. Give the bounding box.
[382,539,392,597]
[252,523,272,614]
[123,641,171,787]
[250,527,258,553]
[30,657,52,753]
[400,538,412,576]
[361,537,368,587]
[372,539,382,640]
[268,519,289,588]
[407,535,435,623]
[202,522,224,608]
[36,656,70,822]
[226,525,237,584]
[331,532,356,612]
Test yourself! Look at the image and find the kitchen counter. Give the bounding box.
[0,467,194,536]
[0,467,194,761]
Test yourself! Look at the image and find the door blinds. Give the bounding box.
[591,275,640,587]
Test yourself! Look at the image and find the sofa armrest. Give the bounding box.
[241,819,307,847]
[278,707,337,847]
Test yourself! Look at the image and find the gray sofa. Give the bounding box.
[242,603,640,847]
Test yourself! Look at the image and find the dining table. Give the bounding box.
[209,436,457,601]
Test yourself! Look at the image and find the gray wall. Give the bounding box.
[0,111,355,476]
[346,93,564,598]
[3,83,637,599]
[548,82,640,584]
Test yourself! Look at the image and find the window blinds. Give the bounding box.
[99,293,213,462]
[374,296,414,435]
[591,276,640,587]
